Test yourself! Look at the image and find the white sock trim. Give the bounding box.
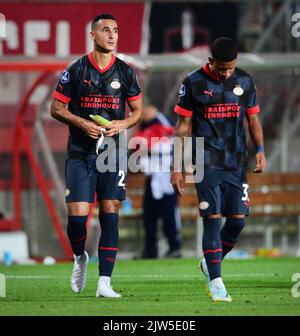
[99,276,111,285]
[210,277,225,291]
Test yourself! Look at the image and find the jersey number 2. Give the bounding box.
[118,170,126,187]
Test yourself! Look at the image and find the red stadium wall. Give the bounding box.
[0,2,145,56]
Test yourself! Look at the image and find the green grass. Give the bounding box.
[0,257,300,316]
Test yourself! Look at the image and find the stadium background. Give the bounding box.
[0,0,300,263]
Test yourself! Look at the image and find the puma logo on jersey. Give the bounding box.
[83,79,92,87]
[203,90,214,96]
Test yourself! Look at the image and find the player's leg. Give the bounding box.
[202,215,232,302]
[195,169,222,288]
[65,156,96,293]
[202,214,222,286]
[67,202,90,294]
[96,199,122,298]
[67,202,89,256]
[160,192,181,258]
[195,168,231,302]
[95,162,126,298]
[221,169,248,258]
[221,215,246,259]
[202,214,233,302]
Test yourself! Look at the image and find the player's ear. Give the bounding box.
[90,31,95,41]
[208,57,214,65]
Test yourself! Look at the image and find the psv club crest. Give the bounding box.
[233,85,244,96]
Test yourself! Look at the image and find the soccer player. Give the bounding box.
[171,37,266,302]
[50,14,142,298]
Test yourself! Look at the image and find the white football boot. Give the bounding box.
[96,276,122,298]
[210,277,232,302]
[71,251,89,293]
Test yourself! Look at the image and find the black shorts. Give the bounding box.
[65,151,127,203]
[195,167,249,217]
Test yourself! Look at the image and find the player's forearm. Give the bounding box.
[124,109,142,129]
[173,116,190,172]
[248,114,264,149]
[50,99,83,129]
[175,116,190,138]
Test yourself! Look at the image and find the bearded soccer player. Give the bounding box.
[171,37,266,302]
[50,14,142,298]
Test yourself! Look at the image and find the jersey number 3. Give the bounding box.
[241,183,249,201]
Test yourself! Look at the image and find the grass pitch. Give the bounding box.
[0,257,299,316]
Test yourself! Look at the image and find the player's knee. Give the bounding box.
[225,217,246,233]
[227,214,245,219]
[203,216,222,230]
[207,213,222,219]
[100,200,121,213]
[67,202,90,216]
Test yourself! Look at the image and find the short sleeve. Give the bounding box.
[52,62,77,104]
[126,68,142,102]
[246,78,260,116]
[174,77,193,118]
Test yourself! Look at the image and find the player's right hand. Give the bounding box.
[171,172,185,196]
[253,151,267,173]
[79,119,105,139]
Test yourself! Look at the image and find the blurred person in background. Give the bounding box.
[135,101,182,259]
[50,13,142,298]
[172,37,266,302]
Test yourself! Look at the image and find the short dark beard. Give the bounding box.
[95,43,112,54]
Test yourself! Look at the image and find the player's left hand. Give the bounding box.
[103,120,128,137]
[171,172,185,196]
[253,152,267,173]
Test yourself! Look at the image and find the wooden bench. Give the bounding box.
[124,172,300,256]
[247,173,300,254]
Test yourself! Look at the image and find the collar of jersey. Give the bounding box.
[203,63,222,82]
[88,52,116,74]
